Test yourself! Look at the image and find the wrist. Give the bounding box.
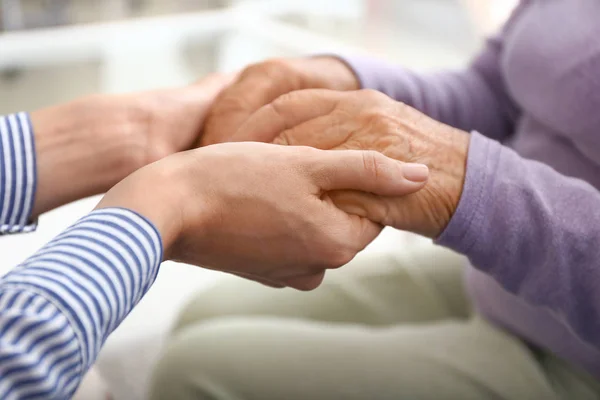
[383,102,470,238]
[435,131,497,249]
[30,94,150,215]
[94,154,193,256]
[428,127,470,238]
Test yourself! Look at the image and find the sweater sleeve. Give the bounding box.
[437,132,600,351]
[340,2,530,142]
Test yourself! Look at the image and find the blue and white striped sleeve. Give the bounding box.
[0,112,37,234]
[0,208,163,399]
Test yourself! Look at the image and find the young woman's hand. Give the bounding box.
[30,73,231,216]
[96,142,428,290]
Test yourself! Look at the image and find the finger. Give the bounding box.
[271,115,351,149]
[280,271,326,291]
[231,89,346,143]
[329,190,416,232]
[202,62,305,145]
[328,190,391,226]
[310,149,430,195]
[345,211,384,246]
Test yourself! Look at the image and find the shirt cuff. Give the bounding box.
[336,54,404,91]
[435,131,502,254]
[1,208,163,371]
[0,112,37,234]
[335,54,383,90]
[0,208,162,398]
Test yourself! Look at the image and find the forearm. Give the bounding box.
[437,132,600,348]
[0,208,162,399]
[30,95,152,216]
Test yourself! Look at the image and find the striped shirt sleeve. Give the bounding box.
[0,112,37,234]
[0,208,163,399]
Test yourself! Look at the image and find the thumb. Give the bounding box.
[310,149,429,196]
[202,69,306,145]
[231,89,345,143]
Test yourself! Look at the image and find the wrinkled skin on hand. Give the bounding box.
[232,89,471,238]
[200,57,359,146]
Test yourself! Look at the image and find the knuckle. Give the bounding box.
[239,61,264,78]
[264,100,287,130]
[361,110,383,128]
[322,243,356,268]
[244,58,293,79]
[287,145,320,171]
[269,91,302,128]
[208,92,247,118]
[361,150,385,180]
[270,92,292,113]
[272,90,300,109]
[360,108,400,141]
[357,88,387,102]
[289,144,319,164]
[265,58,295,74]
[274,128,297,146]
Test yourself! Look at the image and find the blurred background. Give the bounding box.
[0,1,518,399]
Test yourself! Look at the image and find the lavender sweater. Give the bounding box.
[346,0,600,378]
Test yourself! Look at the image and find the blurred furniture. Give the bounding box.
[0,0,227,31]
[2,0,70,31]
[0,0,368,94]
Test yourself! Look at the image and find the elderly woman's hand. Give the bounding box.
[232,89,471,238]
[199,57,359,146]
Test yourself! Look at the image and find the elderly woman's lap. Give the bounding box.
[149,245,595,400]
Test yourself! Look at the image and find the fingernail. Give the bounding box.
[402,163,429,182]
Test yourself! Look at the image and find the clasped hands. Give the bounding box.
[96,57,470,290]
